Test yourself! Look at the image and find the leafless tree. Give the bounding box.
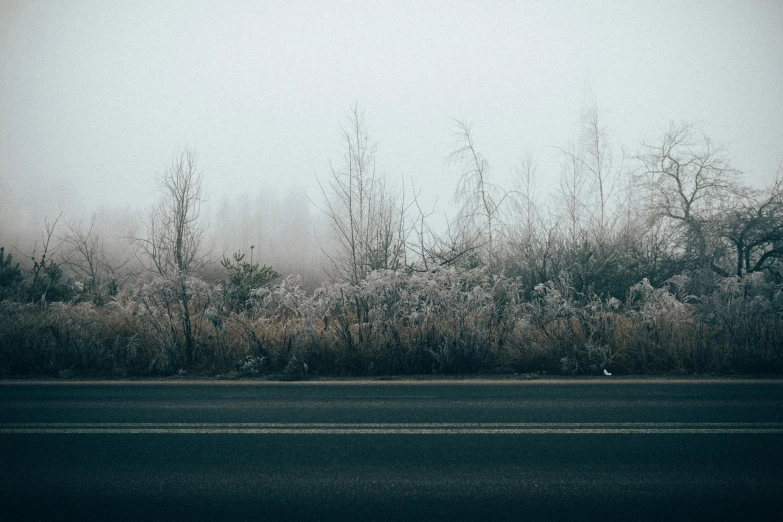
[557,104,623,245]
[316,104,407,284]
[580,104,622,242]
[12,213,70,303]
[132,146,208,365]
[60,213,131,301]
[28,213,63,290]
[512,154,539,242]
[137,147,207,277]
[61,215,103,289]
[313,104,414,360]
[502,155,564,292]
[450,119,509,268]
[722,167,783,277]
[637,122,741,268]
[558,139,589,247]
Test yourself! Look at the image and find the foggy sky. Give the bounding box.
[1,0,782,247]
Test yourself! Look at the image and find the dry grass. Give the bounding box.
[1,269,781,377]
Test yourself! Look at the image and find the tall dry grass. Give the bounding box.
[1,268,781,376]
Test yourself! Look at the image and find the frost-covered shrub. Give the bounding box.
[697,273,783,372]
[251,275,315,321]
[0,298,154,376]
[130,273,229,371]
[519,277,607,373]
[621,278,702,372]
[243,268,526,374]
[2,260,782,376]
[237,355,267,375]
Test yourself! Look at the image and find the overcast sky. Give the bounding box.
[1,0,782,238]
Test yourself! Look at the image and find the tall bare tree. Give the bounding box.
[503,155,564,292]
[317,104,406,284]
[134,146,208,365]
[558,139,589,247]
[450,119,507,268]
[557,104,623,244]
[139,147,207,277]
[580,104,622,242]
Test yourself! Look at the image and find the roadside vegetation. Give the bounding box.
[2,106,782,377]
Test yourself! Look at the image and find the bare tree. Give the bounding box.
[557,104,623,244]
[512,154,539,242]
[138,147,207,277]
[551,104,635,296]
[16,213,72,303]
[317,104,407,284]
[637,122,741,268]
[404,186,485,272]
[313,105,412,361]
[722,168,783,277]
[25,213,61,286]
[558,139,589,247]
[60,213,130,302]
[450,119,508,268]
[133,146,208,365]
[580,104,622,242]
[503,155,564,292]
[60,215,103,295]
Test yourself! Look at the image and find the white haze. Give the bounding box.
[1,0,782,276]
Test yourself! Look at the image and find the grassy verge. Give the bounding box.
[2,269,781,378]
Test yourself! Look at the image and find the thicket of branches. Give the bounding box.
[1,107,782,377]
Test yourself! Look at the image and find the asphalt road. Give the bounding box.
[1,378,782,521]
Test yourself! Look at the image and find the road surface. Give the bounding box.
[1,378,782,520]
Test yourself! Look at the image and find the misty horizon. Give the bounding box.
[2,1,782,262]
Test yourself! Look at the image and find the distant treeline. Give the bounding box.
[1,106,782,376]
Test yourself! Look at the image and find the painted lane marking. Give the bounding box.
[2,422,782,434]
[344,395,438,399]
[4,399,777,408]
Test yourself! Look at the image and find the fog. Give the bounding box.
[2,0,782,279]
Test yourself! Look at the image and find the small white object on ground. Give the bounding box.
[603,369,612,376]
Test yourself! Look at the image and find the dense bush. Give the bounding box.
[1,266,780,377]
